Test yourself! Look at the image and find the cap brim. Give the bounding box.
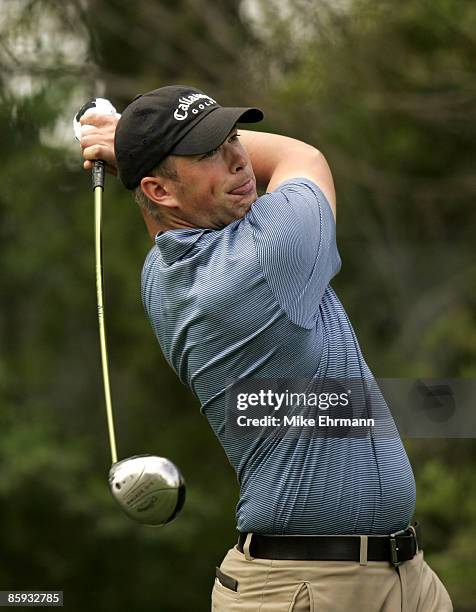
[170,106,263,156]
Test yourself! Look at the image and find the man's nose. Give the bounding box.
[226,144,247,173]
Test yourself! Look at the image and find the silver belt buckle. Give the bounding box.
[408,524,419,555]
[389,528,407,567]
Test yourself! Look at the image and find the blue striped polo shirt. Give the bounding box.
[141,178,416,535]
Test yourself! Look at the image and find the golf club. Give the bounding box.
[73,98,186,526]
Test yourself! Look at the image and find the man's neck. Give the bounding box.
[142,210,163,241]
[141,209,199,242]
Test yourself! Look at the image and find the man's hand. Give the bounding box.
[80,111,120,175]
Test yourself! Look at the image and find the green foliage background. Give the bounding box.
[0,0,474,609]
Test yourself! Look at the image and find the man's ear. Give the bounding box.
[140,176,177,209]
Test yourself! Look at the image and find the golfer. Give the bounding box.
[80,85,453,611]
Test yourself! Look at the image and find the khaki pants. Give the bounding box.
[211,543,453,611]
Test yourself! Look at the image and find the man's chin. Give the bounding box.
[239,189,257,209]
[235,195,255,220]
[217,190,257,225]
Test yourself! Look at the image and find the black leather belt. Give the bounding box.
[237,522,421,567]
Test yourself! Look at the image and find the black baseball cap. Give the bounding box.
[115,85,264,190]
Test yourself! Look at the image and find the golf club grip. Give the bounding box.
[92,160,106,190]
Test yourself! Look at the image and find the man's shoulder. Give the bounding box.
[272,176,334,214]
[243,176,335,239]
[141,245,162,295]
[142,244,159,271]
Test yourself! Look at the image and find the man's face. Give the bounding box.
[166,127,258,229]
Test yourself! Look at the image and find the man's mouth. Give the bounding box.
[229,178,254,196]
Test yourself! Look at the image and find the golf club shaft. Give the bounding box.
[94,165,118,464]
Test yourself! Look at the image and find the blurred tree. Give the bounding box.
[81,0,261,107]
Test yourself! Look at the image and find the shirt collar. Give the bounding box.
[155,228,206,265]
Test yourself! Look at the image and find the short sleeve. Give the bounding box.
[246,178,341,329]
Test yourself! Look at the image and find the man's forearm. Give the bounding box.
[239,130,319,187]
[239,130,336,215]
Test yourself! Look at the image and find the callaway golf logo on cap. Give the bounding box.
[173,93,217,121]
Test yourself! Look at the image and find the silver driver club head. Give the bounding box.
[109,455,186,526]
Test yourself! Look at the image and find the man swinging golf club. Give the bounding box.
[80,85,453,611]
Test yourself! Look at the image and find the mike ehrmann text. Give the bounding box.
[236,415,375,428]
